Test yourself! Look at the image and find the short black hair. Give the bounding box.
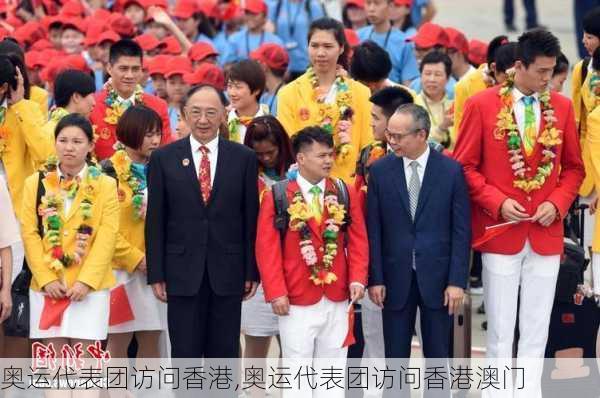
[494,42,518,73]
[419,50,452,77]
[227,59,266,100]
[109,39,143,65]
[54,69,96,108]
[486,35,509,65]
[553,52,569,76]
[116,105,163,150]
[583,6,600,38]
[291,126,334,155]
[369,86,414,119]
[516,29,561,67]
[308,17,350,70]
[0,55,17,92]
[0,38,31,99]
[350,41,392,83]
[182,84,228,109]
[54,113,94,142]
[593,47,600,71]
[244,115,294,176]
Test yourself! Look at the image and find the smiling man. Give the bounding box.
[90,39,172,160]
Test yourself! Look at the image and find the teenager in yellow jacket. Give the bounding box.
[102,105,167,360]
[277,18,373,184]
[21,114,118,346]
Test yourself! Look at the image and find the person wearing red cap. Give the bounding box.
[146,54,170,100]
[46,18,64,50]
[251,43,289,116]
[390,0,416,36]
[60,18,86,55]
[145,5,194,56]
[226,60,269,144]
[342,0,368,31]
[135,32,166,57]
[84,30,121,91]
[277,17,373,184]
[183,62,225,90]
[357,0,419,85]
[122,0,146,31]
[164,56,192,133]
[445,27,472,82]
[188,41,220,67]
[223,0,284,65]
[90,39,171,160]
[171,0,215,45]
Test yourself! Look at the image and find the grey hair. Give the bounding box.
[394,103,431,138]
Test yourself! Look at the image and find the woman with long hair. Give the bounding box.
[277,17,373,184]
[103,105,167,360]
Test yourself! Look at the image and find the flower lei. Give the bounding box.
[590,71,600,108]
[104,83,144,125]
[366,141,387,168]
[307,67,354,159]
[49,107,70,124]
[287,179,347,286]
[495,72,562,193]
[38,156,101,274]
[227,104,269,143]
[111,143,146,220]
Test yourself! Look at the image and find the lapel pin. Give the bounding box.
[182,158,190,167]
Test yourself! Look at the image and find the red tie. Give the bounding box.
[198,145,211,203]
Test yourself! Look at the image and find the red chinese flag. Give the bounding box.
[342,305,356,348]
[109,284,135,326]
[39,297,70,330]
[472,224,513,248]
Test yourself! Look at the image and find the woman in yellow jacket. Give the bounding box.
[21,114,118,354]
[102,105,167,360]
[277,17,373,184]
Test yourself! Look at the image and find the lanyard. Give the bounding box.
[419,93,445,126]
[286,0,305,38]
[268,83,284,111]
[245,31,266,57]
[368,26,392,50]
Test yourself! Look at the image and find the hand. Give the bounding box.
[0,288,12,322]
[147,6,174,27]
[66,282,91,301]
[271,296,289,316]
[43,280,67,299]
[8,66,25,105]
[368,285,386,308]
[136,257,147,274]
[243,281,258,301]
[349,284,365,302]
[444,285,464,315]
[531,201,558,227]
[151,282,167,302]
[337,120,352,145]
[500,198,530,222]
[591,198,598,215]
[439,110,453,131]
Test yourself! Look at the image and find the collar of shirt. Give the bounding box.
[512,86,539,105]
[296,172,326,205]
[190,133,219,155]
[1,98,7,109]
[57,163,88,181]
[588,58,594,72]
[117,92,136,105]
[402,145,430,176]
[227,105,267,122]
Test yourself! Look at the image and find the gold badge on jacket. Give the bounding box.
[98,127,111,140]
[182,158,190,167]
[299,107,310,121]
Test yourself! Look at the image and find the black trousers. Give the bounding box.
[504,0,538,28]
[167,272,242,359]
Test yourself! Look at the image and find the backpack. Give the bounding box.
[272,178,351,245]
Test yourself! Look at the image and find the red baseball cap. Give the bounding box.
[13,21,46,46]
[59,0,85,18]
[145,0,168,9]
[344,28,360,48]
[445,27,468,55]
[173,0,198,19]
[165,56,193,78]
[109,13,136,37]
[184,62,225,90]
[135,33,165,51]
[244,0,267,14]
[393,0,412,6]
[0,0,7,13]
[188,41,219,62]
[410,22,449,49]
[161,36,182,55]
[39,54,90,83]
[117,0,145,11]
[25,51,45,69]
[250,43,289,71]
[30,39,54,51]
[91,8,112,21]
[42,15,63,30]
[147,54,170,76]
[61,17,87,34]
[468,39,488,66]
[345,0,365,8]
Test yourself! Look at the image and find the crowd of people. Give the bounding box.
[0,0,599,397]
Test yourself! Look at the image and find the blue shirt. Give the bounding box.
[410,76,457,100]
[267,0,325,72]
[358,26,419,84]
[197,31,231,67]
[224,28,284,64]
[260,90,281,116]
[411,0,430,27]
[168,105,179,132]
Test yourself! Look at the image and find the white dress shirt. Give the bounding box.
[402,145,430,188]
[190,134,219,185]
[57,164,88,216]
[512,87,541,140]
[296,172,325,209]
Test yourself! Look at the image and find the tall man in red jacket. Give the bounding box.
[90,39,171,160]
[256,126,368,398]
[453,29,584,398]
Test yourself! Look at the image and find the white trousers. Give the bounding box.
[482,240,560,398]
[278,297,348,398]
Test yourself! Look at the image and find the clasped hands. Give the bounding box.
[501,198,558,227]
[271,284,364,316]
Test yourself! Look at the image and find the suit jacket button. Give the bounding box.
[526,196,531,201]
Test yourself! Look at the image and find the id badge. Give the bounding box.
[285,41,298,50]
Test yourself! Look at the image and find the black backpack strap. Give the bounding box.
[272,180,290,245]
[582,57,591,87]
[100,159,117,181]
[356,145,371,179]
[22,171,46,275]
[333,177,351,230]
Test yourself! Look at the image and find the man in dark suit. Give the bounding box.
[145,84,259,358]
[367,103,471,364]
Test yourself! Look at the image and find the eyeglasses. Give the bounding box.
[186,107,219,120]
[385,128,421,142]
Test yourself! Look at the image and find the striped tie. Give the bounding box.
[408,161,420,220]
[522,96,537,156]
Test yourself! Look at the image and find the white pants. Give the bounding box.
[482,240,560,398]
[278,297,348,398]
